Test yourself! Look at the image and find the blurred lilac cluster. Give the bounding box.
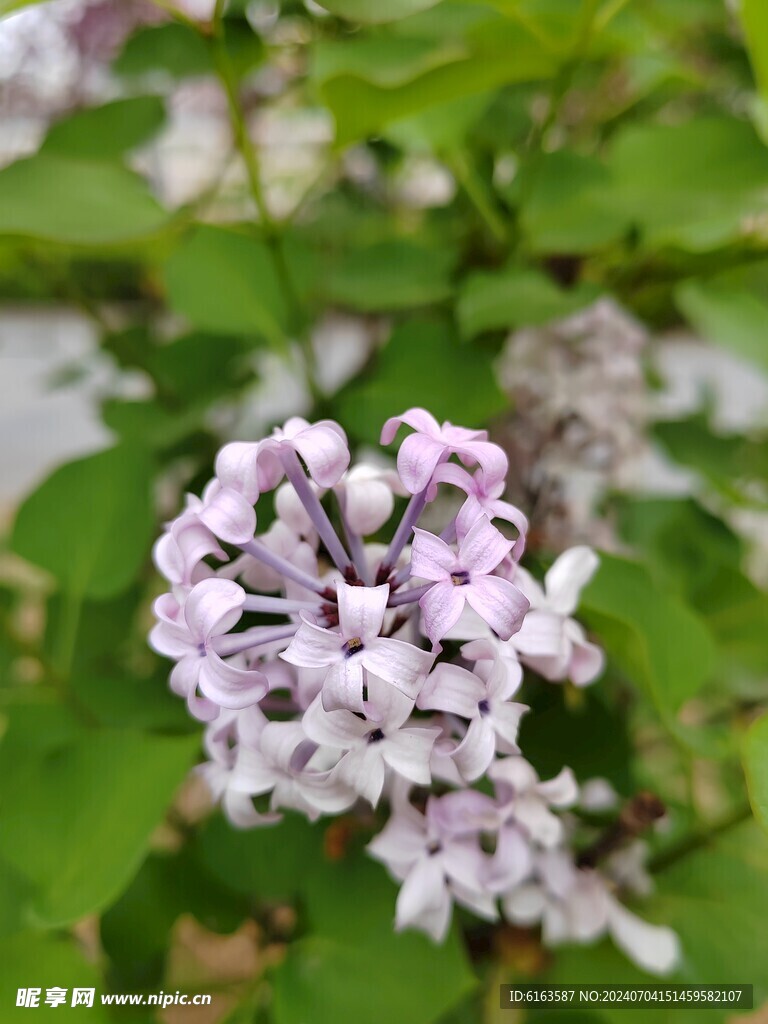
[150,408,677,972]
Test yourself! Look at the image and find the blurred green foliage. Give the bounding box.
[1,0,768,1020]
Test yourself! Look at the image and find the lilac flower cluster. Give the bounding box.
[150,408,678,973]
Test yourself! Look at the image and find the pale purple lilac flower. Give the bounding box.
[149,408,674,974]
[410,515,529,645]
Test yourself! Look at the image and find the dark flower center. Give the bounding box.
[478,699,490,716]
[426,840,442,856]
[450,570,470,586]
[367,728,385,744]
[342,636,365,658]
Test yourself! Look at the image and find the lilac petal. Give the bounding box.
[420,582,467,646]
[149,620,195,659]
[302,694,368,748]
[291,421,350,488]
[155,519,224,586]
[275,481,317,538]
[382,727,440,785]
[184,578,246,642]
[397,432,447,493]
[380,407,441,446]
[457,515,513,575]
[537,767,579,808]
[368,812,428,868]
[492,701,527,751]
[416,662,484,717]
[281,620,343,669]
[427,791,498,836]
[339,465,398,536]
[503,884,547,925]
[452,717,496,781]
[454,493,486,538]
[607,899,680,975]
[570,637,605,686]
[514,793,564,847]
[544,546,599,616]
[458,439,508,487]
[395,855,449,931]
[512,610,566,657]
[489,755,539,797]
[364,674,415,729]
[259,720,309,773]
[410,528,457,581]
[363,637,434,699]
[465,576,529,641]
[430,461,475,493]
[223,791,281,829]
[322,659,365,713]
[485,825,533,893]
[170,659,219,722]
[169,655,201,699]
[198,484,256,545]
[214,442,263,503]
[336,746,386,807]
[336,580,388,641]
[295,773,358,815]
[227,743,280,796]
[488,498,528,558]
[199,652,269,710]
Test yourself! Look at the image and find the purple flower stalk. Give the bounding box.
[150,407,675,975]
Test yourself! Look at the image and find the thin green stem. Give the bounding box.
[649,802,753,873]
[207,10,322,402]
[149,0,204,33]
[448,150,508,246]
[595,0,632,33]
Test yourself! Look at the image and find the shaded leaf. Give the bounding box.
[336,319,507,443]
[12,445,154,600]
[41,96,166,159]
[0,729,198,926]
[0,154,168,244]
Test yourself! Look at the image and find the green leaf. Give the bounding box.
[457,266,601,338]
[517,151,627,254]
[581,553,715,717]
[675,263,768,373]
[70,676,193,732]
[325,240,456,311]
[114,22,213,78]
[314,0,442,23]
[102,849,246,990]
[0,154,168,244]
[164,226,289,345]
[335,319,507,443]
[604,117,768,251]
[744,715,768,834]
[0,729,198,927]
[199,813,477,1024]
[320,20,554,145]
[41,97,166,160]
[11,445,154,600]
[311,36,464,88]
[521,119,768,254]
[738,0,768,141]
[0,933,110,1021]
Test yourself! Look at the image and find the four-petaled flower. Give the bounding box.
[216,417,350,501]
[303,677,441,806]
[411,516,529,645]
[150,578,268,720]
[380,407,508,494]
[281,581,434,713]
